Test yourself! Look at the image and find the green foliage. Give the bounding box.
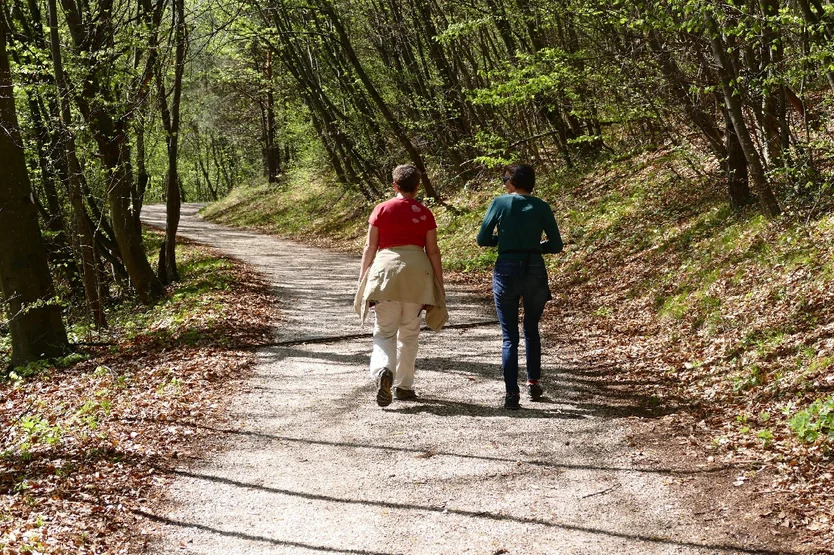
[14,416,64,460]
[6,353,87,382]
[788,396,834,444]
[99,234,238,348]
[201,168,369,249]
[732,365,763,393]
[658,291,690,320]
[75,396,112,430]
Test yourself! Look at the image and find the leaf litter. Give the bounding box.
[0,243,277,553]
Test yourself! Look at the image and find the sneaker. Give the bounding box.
[394,387,417,401]
[503,393,521,410]
[376,368,393,407]
[528,382,543,401]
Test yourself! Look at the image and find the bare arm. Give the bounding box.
[359,225,379,282]
[425,229,445,297]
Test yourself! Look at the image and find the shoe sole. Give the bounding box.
[376,370,393,407]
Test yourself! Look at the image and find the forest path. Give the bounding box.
[138,203,790,554]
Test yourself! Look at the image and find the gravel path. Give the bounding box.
[139,203,790,554]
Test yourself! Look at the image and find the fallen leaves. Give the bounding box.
[0,244,277,553]
[521,150,834,546]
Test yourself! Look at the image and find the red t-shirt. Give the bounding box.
[369,197,437,249]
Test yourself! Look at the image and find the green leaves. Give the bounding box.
[788,396,834,444]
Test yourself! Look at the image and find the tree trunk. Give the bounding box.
[707,17,781,218]
[0,20,70,366]
[757,0,785,165]
[648,32,726,158]
[316,0,438,198]
[155,0,187,284]
[796,0,834,93]
[47,0,107,327]
[723,109,754,209]
[264,48,281,183]
[136,111,150,214]
[59,0,164,304]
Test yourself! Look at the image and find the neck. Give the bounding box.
[397,192,416,199]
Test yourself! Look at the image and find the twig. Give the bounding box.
[581,483,621,499]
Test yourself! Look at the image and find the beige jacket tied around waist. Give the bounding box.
[354,245,448,331]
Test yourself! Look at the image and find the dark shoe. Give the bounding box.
[503,393,521,410]
[394,387,417,401]
[528,383,543,401]
[376,368,393,407]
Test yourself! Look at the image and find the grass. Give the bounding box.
[59,232,241,351]
[201,165,370,252]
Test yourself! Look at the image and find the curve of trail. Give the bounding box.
[139,203,782,554]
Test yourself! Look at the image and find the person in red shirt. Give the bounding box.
[357,164,445,406]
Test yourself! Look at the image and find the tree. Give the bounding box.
[157,0,189,284]
[0,15,69,367]
[58,0,165,303]
[706,12,781,217]
[46,0,107,327]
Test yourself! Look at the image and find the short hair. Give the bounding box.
[392,164,421,193]
[505,163,535,192]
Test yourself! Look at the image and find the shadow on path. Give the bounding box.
[145,469,793,555]
[124,417,737,477]
[134,509,393,555]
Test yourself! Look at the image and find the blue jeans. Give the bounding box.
[493,258,552,395]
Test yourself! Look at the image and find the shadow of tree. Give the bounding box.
[138,467,794,555]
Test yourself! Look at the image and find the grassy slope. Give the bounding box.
[204,150,834,537]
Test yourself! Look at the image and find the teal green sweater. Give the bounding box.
[477,194,563,259]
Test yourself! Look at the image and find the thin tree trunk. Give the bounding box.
[156,0,187,284]
[47,0,107,327]
[796,0,834,93]
[264,48,281,183]
[723,109,753,209]
[316,0,438,198]
[707,16,781,217]
[136,110,150,215]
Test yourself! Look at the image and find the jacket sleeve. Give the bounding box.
[476,200,499,247]
[540,206,563,254]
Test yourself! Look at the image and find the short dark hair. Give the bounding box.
[392,164,421,193]
[504,163,535,192]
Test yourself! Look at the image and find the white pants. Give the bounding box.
[369,301,422,390]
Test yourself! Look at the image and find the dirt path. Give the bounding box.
[139,204,795,554]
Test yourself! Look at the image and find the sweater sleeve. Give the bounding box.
[476,200,499,247]
[540,205,563,254]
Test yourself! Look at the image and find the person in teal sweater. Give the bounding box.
[477,164,563,410]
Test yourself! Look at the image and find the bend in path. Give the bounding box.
[139,203,796,554]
